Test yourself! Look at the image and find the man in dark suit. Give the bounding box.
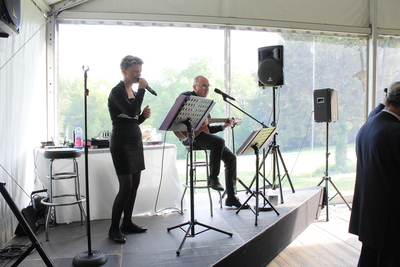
[175,75,247,208]
[349,82,400,266]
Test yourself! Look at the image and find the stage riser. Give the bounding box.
[214,188,324,266]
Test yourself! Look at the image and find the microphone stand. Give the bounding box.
[73,66,107,267]
[221,97,268,129]
[220,96,272,207]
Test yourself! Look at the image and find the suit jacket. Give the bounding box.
[349,111,400,250]
[368,103,385,120]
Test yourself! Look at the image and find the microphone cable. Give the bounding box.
[0,244,30,263]
[281,109,315,188]
[153,130,181,214]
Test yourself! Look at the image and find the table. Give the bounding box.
[34,144,182,223]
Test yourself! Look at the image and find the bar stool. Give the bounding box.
[180,146,222,217]
[41,148,86,241]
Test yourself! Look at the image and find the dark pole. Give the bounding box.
[72,66,107,267]
[325,121,330,221]
[83,66,92,253]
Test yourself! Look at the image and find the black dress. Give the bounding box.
[108,81,147,175]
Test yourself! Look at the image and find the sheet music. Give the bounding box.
[236,127,277,156]
[159,95,215,132]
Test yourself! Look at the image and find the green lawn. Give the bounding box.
[176,143,357,195]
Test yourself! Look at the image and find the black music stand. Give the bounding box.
[160,95,233,256]
[0,183,54,267]
[236,128,279,226]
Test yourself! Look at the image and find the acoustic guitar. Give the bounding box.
[174,117,242,141]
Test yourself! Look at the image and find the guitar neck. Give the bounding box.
[208,118,242,125]
[174,117,242,141]
[208,118,228,124]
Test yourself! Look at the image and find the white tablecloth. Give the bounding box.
[34,144,182,223]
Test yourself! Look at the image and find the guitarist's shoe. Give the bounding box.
[209,179,224,191]
[225,196,250,209]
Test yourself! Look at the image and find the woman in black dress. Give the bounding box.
[107,55,151,243]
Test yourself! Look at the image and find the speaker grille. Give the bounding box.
[258,45,284,87]
[258,57,283,86]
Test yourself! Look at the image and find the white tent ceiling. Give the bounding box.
[34,0,400,37]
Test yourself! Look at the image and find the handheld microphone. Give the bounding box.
[145,85,157,96]
[214,88,235,101]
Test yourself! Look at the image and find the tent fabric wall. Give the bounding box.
[377,0,400,30]
[56,0,374,34]
[59,0,369,28]
[0,0,47,246]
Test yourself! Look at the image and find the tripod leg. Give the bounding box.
[248,145,273,190]
[258,147,273,190]
[325,177,329,221]
[237,177,252,194]
[259,172,273,190]
[236,192,255,214]
[176,222,193,256]
[196,221,233,237]
[273,150,285,204]
[167,221,191,232]
[255,190,259,226]
[328,179,352,210]
[259,192,280,216]
[276,146,295,193]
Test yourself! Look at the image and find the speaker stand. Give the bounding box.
[247,86,295,204]
[317,122,351,221]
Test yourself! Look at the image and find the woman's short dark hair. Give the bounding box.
[120,55,144,70]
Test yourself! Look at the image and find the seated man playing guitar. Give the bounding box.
[174,75,247,209]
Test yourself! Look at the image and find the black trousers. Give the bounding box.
[358,243,400,267]
[187,131,237,197]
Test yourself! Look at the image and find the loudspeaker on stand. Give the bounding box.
[313,88,338,123]
[258,45,284,87]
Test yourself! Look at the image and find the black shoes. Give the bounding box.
[209,179,224,191]
[109,223,147,243]
[120,223,147,234]
[108,230,126,243]
[225,196,249,209]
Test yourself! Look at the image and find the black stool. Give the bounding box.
[41,148,86,241]
[180,146,222,216]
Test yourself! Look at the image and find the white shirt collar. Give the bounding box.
[383,110,400,122]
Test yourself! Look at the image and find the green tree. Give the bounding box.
[58,76,114,142]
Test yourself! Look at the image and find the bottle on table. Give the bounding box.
[74,126,83,149]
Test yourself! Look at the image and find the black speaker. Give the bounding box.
[0,0,21,38]
[313,88,338,123]
[258,45,284,87]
